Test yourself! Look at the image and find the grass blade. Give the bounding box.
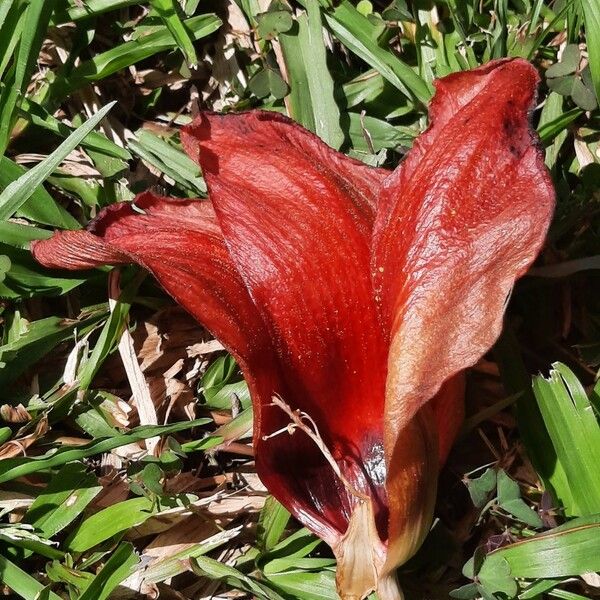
[17,93,131,161]
[0,156,81,229]
[0,418,211,484]
[0,0,56,154]
[128,130,206,195]
[0,315,97,387]
[482,515,600,579]
[495,331,575,511]
[191,555,288,600]
[55,14,221,97]
[0,101,115,222]
[283,0,344,148]
[150,0,198,66]
[0,222,52,248]
[532,362,600,515]
[581,0,600,102]
[0,555,63,600]
[78,543,139,600]
[66,497,156,552]
[324,0,432,105]
[280,25,316,133]
[257,496,291,553]
[24,462,102,538]
[538,106,583,145]
[0,1,25,81]
[0,0,17,31]
[52,0,141,23]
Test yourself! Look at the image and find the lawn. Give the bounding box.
[0,0,599,599]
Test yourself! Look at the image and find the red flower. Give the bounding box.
[33,58,554,598]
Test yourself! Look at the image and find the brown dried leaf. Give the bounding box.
[165,472,227,494]
[0,403,32,423]
[93,469,130,510]
[0,416,48,460]
[143,514,221,560]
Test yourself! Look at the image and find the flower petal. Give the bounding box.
[32,192,266,363]
[32,192,345,543]
[373,57,554,489]
[182,111,392,539]
[181,110,388,218]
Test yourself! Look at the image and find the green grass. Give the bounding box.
[0,0,599,599]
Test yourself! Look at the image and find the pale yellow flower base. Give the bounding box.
[333,499,404,600]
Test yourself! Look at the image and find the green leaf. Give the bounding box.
[0,0,57,154]
[324,0,432,105]
[532,363,600,516]
[249,67,289,100]
[0,426,11,445]
[537,103,582,148]
[52,0,141,23]
[342,70,386,108]
[149,0,198,66]
[495,332,576,516]
[78,296,132,390]
[0,0,18,34]
[182,406,253,452]
[265,527,322,561]
[66,497,157,552]
[0,314,95,386]
[280,0,344,149]
[200,355,251,410]
[263,557,336,574]
[57,14,221,95]
[140,462,164,495]
[249,68,273,98]
[482,515,600,579]
[257,9,294,39]
[0,1,24,82]
[24,462,102,539]
[466,467,497,508]
[0,555,63,600]
[191,555,288,600]
[496,471,542,528]
[0,244,90,299]
[257,496,291,552]
[0,254,10,283]
[581,0,600,103]
[547,74,576,96]
[265,568,338,600]
[0,524,64,560]
[500,498,543,528]
[547,74,598,110]
[0,156,81,229]
[449,583,480,599]
[128,130,206,195]
[0,102,115,222]
[0,418,211,484]
[74,392,122,439]
[478,556,518,598]
[546,44,580,77]
[279,28,315,132]
[46,561,93,591]
[519,579,565,599]
[347,112,414,152]
[78,543,139,600]
[17,93,131,160]
[143,525,240,583]
[570,77,597,110]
